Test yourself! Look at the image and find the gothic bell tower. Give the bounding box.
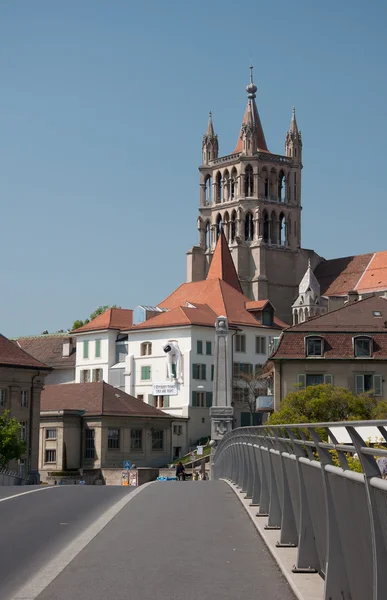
[186,67,321,324]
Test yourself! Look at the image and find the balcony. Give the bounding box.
[256,395,274,411]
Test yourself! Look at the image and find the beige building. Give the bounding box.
[39,381,182,480]
[271,296,387,409]
[0,333,50,479]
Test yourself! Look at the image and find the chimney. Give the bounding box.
[62,337,72,357]
[347,290,359,305]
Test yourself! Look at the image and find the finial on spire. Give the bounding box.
[246,65,257,99]
[205,111,215,137]
[289,106,299,134]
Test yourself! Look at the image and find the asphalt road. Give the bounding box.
[0,485,132,600]
[36,481,296,600]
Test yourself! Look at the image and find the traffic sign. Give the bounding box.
[123,460,131,469]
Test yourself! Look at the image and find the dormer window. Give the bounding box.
[306,337,323,357]
[354,337,372,358]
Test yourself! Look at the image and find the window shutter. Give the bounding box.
[83,341,89,359]
[192,391,198,407]
[324,374,333,385]
[206,392,213,407]
[297,374,306,389]
[164,396,170,408]
[211,365,214,381]
[148,395,155,407]
[206,341,212,355]
[373,375,382,397]
[192,364,197,379]
[203,364,207,380]
[355,375,364,395]
[197,341,203,354]
[95,340,101,358]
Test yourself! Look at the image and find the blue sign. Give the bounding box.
[123,460,131,470]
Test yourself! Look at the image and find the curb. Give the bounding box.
[221,479,324,600]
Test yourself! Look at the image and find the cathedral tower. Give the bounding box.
[186,67,320,324]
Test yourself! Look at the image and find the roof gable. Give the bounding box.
[0,334,50,370]
[206,230,243,293]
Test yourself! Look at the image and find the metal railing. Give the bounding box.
[212,420,387,600]
[0,466,35,486]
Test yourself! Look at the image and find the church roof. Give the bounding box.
[72,308,133,333]
[298,260,320,295]
[315,251,387,296]
[233,98,269,154]
[206,230,243,293]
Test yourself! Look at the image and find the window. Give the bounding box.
[154,395,170,408]
[192,391,205,407]
[81,369,90,383]
[306,337,323,357]
[45,428,57,440]
[95,339,101,358]
[92,368,103,382]
[192,364,206,380]
[235,334,246,353]
[21,390,28,408]
[255,337,266,354]
[206,341,212,355]
[20,422,28,441]
[355,374,382,396]
[83,341,89,359]
[233,363,253,377]
[152,430,164,450]
[85,428,95,459]
[373,311,382,317]
[0,389,5,407]
[141,342,152,356]
[173,424,183,435]
[108,429,120,449]
[211,365,214,381]
[141,366,151,380]
[297,374,333,389]
[354,337,372,357]
[45,449,56,463]
[131,429,142,450]
[262,309,273,326]
[137,394,144,401]
[197,340,203,355]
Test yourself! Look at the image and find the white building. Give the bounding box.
[72,233,285,452]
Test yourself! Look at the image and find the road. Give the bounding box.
[0,485,132,600]
[1,481,297,600]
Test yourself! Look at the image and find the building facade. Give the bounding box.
[16,334,75,385]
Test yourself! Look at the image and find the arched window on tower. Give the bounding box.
[261,167,269,199]
[216,213,222,239]
[262,210,269,243]
[271,211,277,244]
[244,165,254,196]
[278,171,286,202]
[205,176,212,205]
[279,213,286,246]
[293,310,298,325]
[205,221,211,249]
[223,212,230,243]
[215,172,222,204]
[231,167,238,199]
[244,212,254,242]
[223,170,229,201]
[231,210,237,242]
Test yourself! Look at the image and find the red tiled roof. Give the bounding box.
[0,334,50,370]
[355,251,387,293]
[315,253,374,296]
[41,382,173,418]
[233,98,269,154]
[132,303,218,330]
[16,335,75,368]
[245,300,270,311]
[207,230,243,293]
[272,296,387,360]
[72,309,133,333]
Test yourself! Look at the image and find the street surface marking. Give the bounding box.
[11,482,154,600]
[0,486,55,503]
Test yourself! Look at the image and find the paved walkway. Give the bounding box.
[36,481,296,600]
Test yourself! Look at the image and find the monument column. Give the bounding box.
[210,316,234,478]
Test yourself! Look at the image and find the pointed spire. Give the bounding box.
[290,107,299,134]
[206,111,215,137]
[298,260,320,295]
[202,111,218,164]
[207,230,243,293]
[234,66,269,154]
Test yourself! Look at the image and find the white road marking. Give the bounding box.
[11,481,155,600]
[0,486,55,503]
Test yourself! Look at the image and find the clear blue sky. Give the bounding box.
[1,0,386,337]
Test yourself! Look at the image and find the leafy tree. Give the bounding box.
[0,411,27,467]
[268,384,377,426]
[71,305,119,331]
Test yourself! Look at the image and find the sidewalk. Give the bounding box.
[36,481,296,600]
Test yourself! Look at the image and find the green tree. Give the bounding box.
[71,305,119,331]
[0,411,27,467]
[268,384,377,426]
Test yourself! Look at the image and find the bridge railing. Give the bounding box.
[212,420,387,600]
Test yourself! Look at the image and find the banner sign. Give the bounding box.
[152,383,178,396]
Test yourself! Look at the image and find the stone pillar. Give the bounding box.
[210,316,234,478]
